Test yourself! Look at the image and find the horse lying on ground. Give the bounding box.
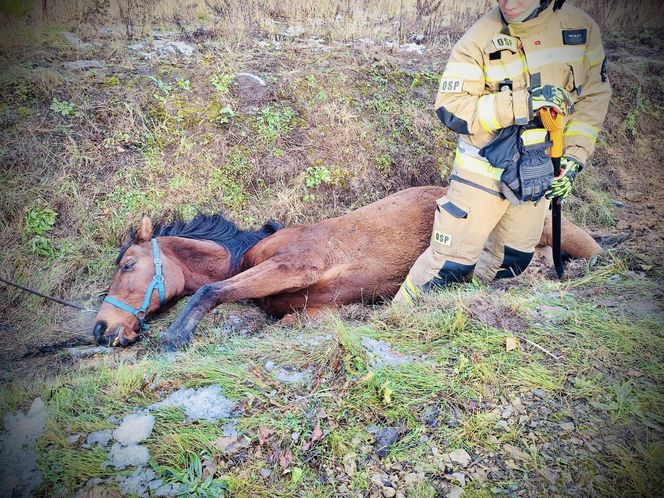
[92,186,600,348]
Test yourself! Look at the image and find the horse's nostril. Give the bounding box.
[93,321,107,339]
[96,332,116,347]
[118,336,130,347]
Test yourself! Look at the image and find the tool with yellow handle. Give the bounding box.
[540,107,565,279]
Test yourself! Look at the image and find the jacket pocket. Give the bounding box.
[431,196,471,257]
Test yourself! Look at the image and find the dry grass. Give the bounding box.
[3,0,662,44]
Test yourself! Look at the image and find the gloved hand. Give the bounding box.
[545,156,583,200]
[531,85,574,117]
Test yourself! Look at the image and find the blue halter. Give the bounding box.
[103,238,166,330]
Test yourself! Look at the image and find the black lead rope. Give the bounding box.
[0,275,98,313]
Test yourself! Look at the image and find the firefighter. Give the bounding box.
[395,0,610,303]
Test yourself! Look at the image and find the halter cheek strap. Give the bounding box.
[103,238,166,330]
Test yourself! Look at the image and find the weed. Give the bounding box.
[210,73,234,95]
[49,97,76,116]
[214,105,236,125]
[257,105,296,143]
[148,75,173,95]
[157,450,229,497]
[303,165,331,188]
[625,110,638,138]
[177,78,191,91]
[25,205,57,235]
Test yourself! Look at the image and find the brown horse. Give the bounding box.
[92,186,600,348]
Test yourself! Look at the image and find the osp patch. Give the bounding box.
[434,231,453,247]
[491,34,518,52]
[438,78,463,93]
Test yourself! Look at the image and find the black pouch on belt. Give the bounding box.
[479,124,553,205]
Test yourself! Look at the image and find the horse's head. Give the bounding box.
[93,216,182,347]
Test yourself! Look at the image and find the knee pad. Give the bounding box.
[495,246,534,279]
[423,260,475,292]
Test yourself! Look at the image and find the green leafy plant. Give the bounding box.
[177,78,191,91]
[257,105,296,143]
[156,451,228,497]
[25,205,57,235]
[215,106,236,125]
[49,97,76,116]
[29,235,56,258]
[148,76,173,95]
[304,165,331,188]
[210,73,234,94]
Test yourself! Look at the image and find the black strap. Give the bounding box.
[449,175,505,198]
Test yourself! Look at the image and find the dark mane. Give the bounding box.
[116,214,283,269]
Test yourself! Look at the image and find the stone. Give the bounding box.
[448,472,466,486]
[369,426,401,458]
[153,40,195,57]
[235,72,266,87]
[112,414,155,446]
[447,448,472,467]
[151,385,236,421]
[446,484,464,498]
[105,443,150,470]
[560,421,575,432]
[260,467,272,478]
[382,487,396,497]
[495,420,509,430]
[68,346,112,360]
[0,397,48,498]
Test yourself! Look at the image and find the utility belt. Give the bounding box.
[454,123,553,205]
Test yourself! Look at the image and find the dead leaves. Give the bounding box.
[301,418,324,451]
[505,336,520,352]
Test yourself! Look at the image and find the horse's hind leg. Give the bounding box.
[159,260,321,350]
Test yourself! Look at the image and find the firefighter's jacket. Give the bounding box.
[435,3,611,183]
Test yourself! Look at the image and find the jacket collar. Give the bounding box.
[506,2,555,38]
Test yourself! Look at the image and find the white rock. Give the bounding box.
[447,448,472,467]
[236,72,267,86]
[446,484,464,498]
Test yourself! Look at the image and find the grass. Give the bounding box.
[1,256,659,496]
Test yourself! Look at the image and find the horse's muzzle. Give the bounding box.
[93,321,116,346]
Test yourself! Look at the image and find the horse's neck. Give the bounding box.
[162,236,238,294]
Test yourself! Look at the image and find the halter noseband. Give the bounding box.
[103,238,166,330]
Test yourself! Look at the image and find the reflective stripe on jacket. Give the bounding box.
[435,2,611,179]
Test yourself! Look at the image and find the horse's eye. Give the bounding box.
[121,262,136,272]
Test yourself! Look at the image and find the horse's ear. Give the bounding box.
[136,215,154,242]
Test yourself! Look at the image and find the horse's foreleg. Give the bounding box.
[159,260,321,350]
[539,213,602,259]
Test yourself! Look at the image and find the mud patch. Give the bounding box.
[0,398,48,498]
[467,296,529,333]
